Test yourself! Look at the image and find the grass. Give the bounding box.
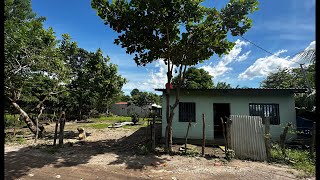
[86,123,110,129]
[271,144,315,177]
[88,115,152,130]
[5,114,25,129]
[5,133,26,145]
[90,116,132,122]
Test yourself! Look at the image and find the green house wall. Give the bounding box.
[161,91,296,142]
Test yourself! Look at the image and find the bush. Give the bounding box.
[225,149,235,161]
[5,114,24,128]
[89,109,100,118]
[271,144,315,176]
[131,113,139,124]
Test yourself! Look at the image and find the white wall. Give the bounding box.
[110,104,151,117]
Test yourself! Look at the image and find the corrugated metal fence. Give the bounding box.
[230,115,267,161]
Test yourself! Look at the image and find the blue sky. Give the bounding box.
[31,0,315,95]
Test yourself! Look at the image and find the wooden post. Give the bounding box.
[202,114,206,156]
[221,117,227,151]
[280,122,292,155]
[53,117,59,146]
[152,115,156,151]
[226,117,232,150]
[184,120,192,154]
[59,111,66,147]
[264,117,271,160]
[310,122,316,157]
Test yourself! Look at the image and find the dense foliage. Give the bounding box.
[260,63,315,110]
[4,0,127,134]
[119,88,161,106]
[92,0,259,151]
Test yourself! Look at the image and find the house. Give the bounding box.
[156,88,307,144]
[110,102,159,117]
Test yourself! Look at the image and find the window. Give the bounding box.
[179,102,196,122]
[249,103,280,125]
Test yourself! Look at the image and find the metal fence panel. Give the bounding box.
[230,115,266,161]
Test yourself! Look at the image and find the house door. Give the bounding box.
[213,103,230,138]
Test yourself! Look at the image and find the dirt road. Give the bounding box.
[5,122,314,180]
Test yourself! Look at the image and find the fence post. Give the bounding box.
[59,111,66,147]
[220,117,227,151]
[264,117,271,161]
[310,122,316,157]
[152,115,156,151]
[184,119,192,154]
[202,114,206,156]
[280,122,292,155]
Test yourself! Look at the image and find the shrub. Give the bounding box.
[131,113,139,124]
[271,144,315,176]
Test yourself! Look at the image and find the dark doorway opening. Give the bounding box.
[213,103,230,138]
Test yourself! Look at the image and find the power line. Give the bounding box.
[240,36,313,93]
[240,36,302,65]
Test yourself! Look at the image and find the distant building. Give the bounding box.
[110,102,161,117]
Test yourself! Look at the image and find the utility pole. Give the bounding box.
[299,64,312,94]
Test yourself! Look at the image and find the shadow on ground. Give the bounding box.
[5,126,168,179]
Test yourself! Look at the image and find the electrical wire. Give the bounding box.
[240,36,303,65]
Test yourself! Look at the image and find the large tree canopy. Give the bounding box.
[4,0,69,135]
[260,63,315,110]
[92,0,259,151]
[172,67,213,89]
[4,0,127,135]
[59,35,127,120]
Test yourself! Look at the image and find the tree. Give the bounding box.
[92,0,259,151]
[172,67,213,89]
[215,82,232,89]
[130,88,140,97]
[4,0,69,136]
[61,36,127,120]
[130,89,161,106]
[260,64,315,110]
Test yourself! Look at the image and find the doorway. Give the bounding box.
[213,103,230,138]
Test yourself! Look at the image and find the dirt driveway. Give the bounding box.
[5,122,314,180]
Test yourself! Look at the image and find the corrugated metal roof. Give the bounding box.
[115,102,128,105]
[155,88,307,93]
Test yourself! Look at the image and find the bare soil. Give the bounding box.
[5,121,314,180]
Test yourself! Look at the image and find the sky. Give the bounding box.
[31,0,315,95]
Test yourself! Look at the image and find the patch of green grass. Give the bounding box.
[90,115,132,122]
[5,134,26,144]
[271,144,315,176]
[87,123,110,129]
[5,114,25,129]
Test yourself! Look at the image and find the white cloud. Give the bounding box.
[147,60,177,89]
[200,39,250,78]
[305,41,315,50]
[238,41,315,80]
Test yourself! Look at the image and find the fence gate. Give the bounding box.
[230,115,266,161]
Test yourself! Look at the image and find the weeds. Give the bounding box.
[5,133,26,144]
[270,144,315,176]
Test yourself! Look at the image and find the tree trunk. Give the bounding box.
[11,102,44,136]
[59,112,66,147]
[165,80,171,152]
[53,118,59,146]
